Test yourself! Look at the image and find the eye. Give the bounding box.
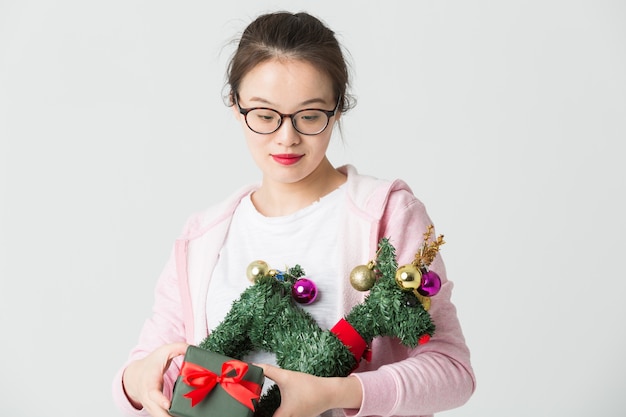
[296,110,322,123]
[251,110,278,123]
[403,293,419,308]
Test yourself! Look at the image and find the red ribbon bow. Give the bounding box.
[180,359,262,410]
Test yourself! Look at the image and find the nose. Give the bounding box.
[274,116,300,147]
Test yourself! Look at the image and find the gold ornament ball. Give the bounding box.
[246,260,269,282]
[395,264,422,291]
[350,264,377,291]
[414,291,431,311]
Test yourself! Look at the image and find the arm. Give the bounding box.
[257,364,363,417]
[350,281,475,416]
[350,187,476,416]
[112,246,189,416]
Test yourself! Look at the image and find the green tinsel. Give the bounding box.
[198,237,435,417]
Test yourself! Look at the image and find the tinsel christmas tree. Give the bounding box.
[196,228,443,416]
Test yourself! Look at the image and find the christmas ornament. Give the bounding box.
[395,225,445,310]
[196,227,442,417]
[395,264,422,291]
[246,262,318,305]
[418,270,442,297]
[246,260,269,283]
[291,278,318,304]
[349,261,377,291]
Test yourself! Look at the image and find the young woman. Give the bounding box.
[113,11,475,417]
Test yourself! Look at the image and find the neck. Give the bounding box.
[252,159,346,217]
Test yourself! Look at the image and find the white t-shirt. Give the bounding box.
[207,185,345,390]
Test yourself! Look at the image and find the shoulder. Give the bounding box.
[178,183,259,240]
[340,164,421,219]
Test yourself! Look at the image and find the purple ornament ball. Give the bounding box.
[417,270,442,297]
[292,278,318,304]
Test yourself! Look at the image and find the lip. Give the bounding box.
[271,154,304,166]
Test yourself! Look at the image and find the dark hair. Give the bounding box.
[227,11,355,113]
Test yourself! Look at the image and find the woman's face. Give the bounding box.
[234,58,339,187]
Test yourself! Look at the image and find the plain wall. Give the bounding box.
[1,1,625,416]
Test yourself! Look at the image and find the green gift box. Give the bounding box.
[170,346,264,417]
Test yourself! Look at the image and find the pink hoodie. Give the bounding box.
[112,165,475,416]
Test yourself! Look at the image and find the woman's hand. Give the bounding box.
[257,363,363,417]
[122,342,189,417]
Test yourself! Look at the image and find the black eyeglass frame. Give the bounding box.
[234,94,341,136]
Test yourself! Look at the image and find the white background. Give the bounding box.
[1,1,625,416]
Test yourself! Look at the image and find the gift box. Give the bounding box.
[169,346,264,417]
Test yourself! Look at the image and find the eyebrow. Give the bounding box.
[246,96,330,108]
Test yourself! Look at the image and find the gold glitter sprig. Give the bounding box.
[413,225,445,268]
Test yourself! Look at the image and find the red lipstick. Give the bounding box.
[272,154,303,166]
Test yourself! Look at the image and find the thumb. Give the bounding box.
[169,342,190,357]
[253,363,283,383]
[161,342,190,368]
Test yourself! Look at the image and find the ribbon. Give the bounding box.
[330,318,372,368]
[180,359,261,410]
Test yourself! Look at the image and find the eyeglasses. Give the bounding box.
[235,95,340,136]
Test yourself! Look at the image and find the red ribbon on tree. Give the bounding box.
[180,359,262,410]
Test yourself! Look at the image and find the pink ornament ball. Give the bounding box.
[292,278,318,304]
[417,270,441,297]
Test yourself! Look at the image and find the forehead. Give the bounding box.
[239,58,334,106]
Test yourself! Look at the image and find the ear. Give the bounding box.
[231,102,241,120]
[229,92,242,120]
